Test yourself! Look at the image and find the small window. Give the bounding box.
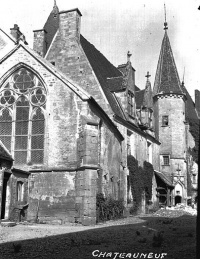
[51,61,55,66]
[193,175,197,184]
[17,181,24,202]
[163,155,169,165]
[127,143,131,155]
[162,116,169,126]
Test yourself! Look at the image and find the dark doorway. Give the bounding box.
[1,172,10,219]
[175,195,182,205]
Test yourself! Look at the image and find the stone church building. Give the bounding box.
[0,2,199,224]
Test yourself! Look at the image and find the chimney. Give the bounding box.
[10,24,28,44]
[33,29,47,57]
[195,90,200,118]
[59,8,82,41]
[10,24,20,42]
[10,24,28,45]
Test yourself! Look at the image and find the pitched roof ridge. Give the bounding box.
[0,28,16,44]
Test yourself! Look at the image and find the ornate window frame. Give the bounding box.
[0,66,47,165]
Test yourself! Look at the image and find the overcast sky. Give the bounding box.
[1,0,200,100]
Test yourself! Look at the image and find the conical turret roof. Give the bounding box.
[153,30,183,95]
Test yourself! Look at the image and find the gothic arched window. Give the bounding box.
[0,67,46,165]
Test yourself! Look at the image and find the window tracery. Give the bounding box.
[0,67,46,165]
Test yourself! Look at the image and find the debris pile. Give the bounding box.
[152,204,197,218]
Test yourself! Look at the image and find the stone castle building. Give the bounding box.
[0,2,199,224]
[153,21,199,206]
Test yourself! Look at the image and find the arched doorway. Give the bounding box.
[175,195,182,205]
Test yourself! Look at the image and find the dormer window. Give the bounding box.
[139,107,152,130]
[162,116,169,126]
[128,91,134,117]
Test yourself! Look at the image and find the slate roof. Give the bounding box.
[135,80,153,109]
[107,76,125,92]
[80,34,125,119]
[0,141,13,161]
[135,85,141,92]
[181,83,199,121]
[41,3,59,56]
[154,170,174,187]
[153,31,183,95]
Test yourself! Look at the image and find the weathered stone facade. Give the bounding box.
[153,26,199,206]
[0,3,198,225]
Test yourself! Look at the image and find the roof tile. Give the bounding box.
[154,31,183,95]
[80,35,125,119]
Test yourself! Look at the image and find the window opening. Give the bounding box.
[162,115,169,126]
[163,155,169,165]
[193,175,196,184]
[14,96,29,164]
[0,109,12,152]
[0,67,46,165]
[17,181,24,202]
[31,108,45,164]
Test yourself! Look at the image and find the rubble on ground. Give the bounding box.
[0,222,17,227]
[152,204,197,218]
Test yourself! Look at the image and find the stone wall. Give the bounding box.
[156,95,186,158]
[75,168,97,225]
[46,81,80,169]
[0,46,82,170]
[45,10,112,117]
[99,122,122,200]
[0,44,125,224]
[33,29,46,57]
[28,171,76,224]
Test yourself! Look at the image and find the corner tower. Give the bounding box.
[153,19,187,206]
